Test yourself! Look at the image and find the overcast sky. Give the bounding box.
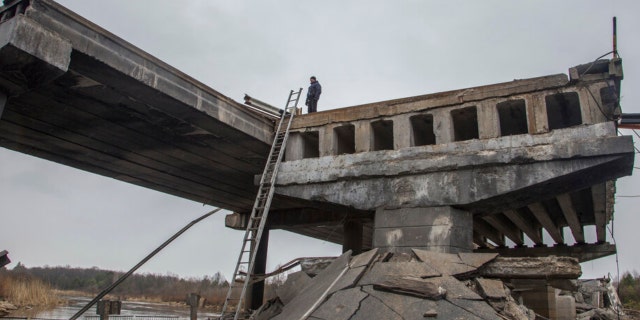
[1,0,639,281]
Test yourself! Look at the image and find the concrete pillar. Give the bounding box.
[318,126,333,157]
[0,91,6,119]
[373,206,473,254]
[513,280,557,319]
[393,114,411,150]
[477,100,500,139]
[431,109,454,144]
[284,132,304,161]
[246,228,269,311]
[556,295,576,320]
[526,93,549,134]
[354,120,372,153]
[342,220,363,255]
[578,83,610,124]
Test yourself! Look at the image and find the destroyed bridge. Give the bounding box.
[0,0,635,318]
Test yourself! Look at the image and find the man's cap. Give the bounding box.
[310,76,316,80]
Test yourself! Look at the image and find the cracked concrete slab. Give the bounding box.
[373,276,446,300]
[253,252,536,320]
[328,266,367,295]
[310,287,367,320]
[476,278,507,300]
[458,252,499,269]
[275,271,311,304]
[272,251,351,320]
[363,285,440,319]
[350,248,378,268]
[359,261,441,286]
[446,298,502,319]
[413,249,477,276]
[350,295,403,320]
[438,299,494,320]
[422,276,483,300]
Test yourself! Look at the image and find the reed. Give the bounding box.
[0,273,61,308]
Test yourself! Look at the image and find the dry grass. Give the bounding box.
[0,274,61,308]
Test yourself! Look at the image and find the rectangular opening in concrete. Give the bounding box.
[451,106,479,141]
[333,124,355,155]
[497,99,528,136]
[371,119,394,151]
[410,114,436,146]
[545,92,582,130]
[300,131,320,159]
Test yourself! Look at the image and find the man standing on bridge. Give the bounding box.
[305,76,321,113]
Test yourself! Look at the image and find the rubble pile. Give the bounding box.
[572,278,625,320]
[250,249,567,320]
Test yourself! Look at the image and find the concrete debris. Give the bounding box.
[373,276,447,300]
[573,277,625,319]
[251,298,283,320]
[271,251,351,320]
[478,256,582,279]
[275,271,311,304]
[300,257,337,277]
[253,251,542,320]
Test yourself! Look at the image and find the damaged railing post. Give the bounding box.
[69,208,222,320]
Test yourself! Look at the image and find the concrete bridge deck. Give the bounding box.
[0,0,308,213]
[0,0,634,263]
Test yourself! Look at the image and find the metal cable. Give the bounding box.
[69,208,222,320]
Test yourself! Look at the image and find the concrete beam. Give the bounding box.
[478,256,581,279]
[482,214,524,246]
[503,209,543,245]
[0,15,71,94]
[528,203,564,245]
[556,193,585,244]
[475,242,616,263]
[591,183,609,243]
[276,123,633,211]
[225,208,372,230]
[473,217,505,247]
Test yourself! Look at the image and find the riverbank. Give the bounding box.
[6,294,220,320]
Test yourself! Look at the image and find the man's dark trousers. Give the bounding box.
[308,100,318,113]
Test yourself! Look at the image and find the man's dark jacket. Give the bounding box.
[307,81,322,103]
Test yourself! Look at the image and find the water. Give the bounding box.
[9,296,220,320]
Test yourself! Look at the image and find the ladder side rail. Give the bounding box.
[220,91,295,319]
[224,89,301,320]
[233,89,301,320]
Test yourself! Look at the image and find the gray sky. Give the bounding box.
[1,0,639,280]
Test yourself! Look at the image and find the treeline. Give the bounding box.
[618,271,640,309]
[4,263,231,306]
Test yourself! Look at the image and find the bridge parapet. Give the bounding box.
[285,61,622,161]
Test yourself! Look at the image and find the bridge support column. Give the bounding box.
[373,206,472,254]
[0,91,6,119]
[342,220,363,255]
[246,228,269,312]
